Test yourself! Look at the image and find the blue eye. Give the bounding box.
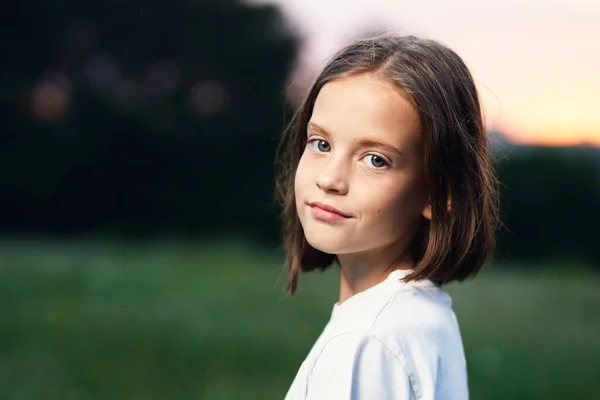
[309,139,331,152]
[364,154,387,169]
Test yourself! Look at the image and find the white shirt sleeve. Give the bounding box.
[305,332,415,400]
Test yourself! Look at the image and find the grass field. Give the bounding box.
[0,238,598,399]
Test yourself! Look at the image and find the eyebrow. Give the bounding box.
[307,121,404,158]
[307,122,330,138]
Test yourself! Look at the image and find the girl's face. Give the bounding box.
[294,72,431,259]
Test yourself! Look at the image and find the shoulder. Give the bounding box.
[368,286,469,398]
[306,331,415,400]
[319,285,462,361]
[305,286,468,399]
[371,286,461,345]
[311,330,405,369]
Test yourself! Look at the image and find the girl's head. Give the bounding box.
[275,34,499,294]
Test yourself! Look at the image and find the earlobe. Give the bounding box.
[422,200,432,220]
[421,197,452,220]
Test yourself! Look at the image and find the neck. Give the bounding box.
[336,242,414,305]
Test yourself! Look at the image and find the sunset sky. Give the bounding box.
[250,0,600,147]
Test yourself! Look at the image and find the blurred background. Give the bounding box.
[1,0,599,399]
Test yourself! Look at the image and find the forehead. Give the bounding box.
[310,73,421,146]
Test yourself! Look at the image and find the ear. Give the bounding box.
[421,199,432,221]
[421,196,452,221]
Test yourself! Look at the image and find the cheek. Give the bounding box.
[294,151,313,201]
[376,193,408,224]
[295,150,320,186]
[364,178,427,228]
[294,154,307,190]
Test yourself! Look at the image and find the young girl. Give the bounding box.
[275,34,499,399]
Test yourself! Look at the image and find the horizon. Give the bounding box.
[249,0,600,147]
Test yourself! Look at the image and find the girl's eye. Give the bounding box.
[364,154,388,169]
[308,139,331,153]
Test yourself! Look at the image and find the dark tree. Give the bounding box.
[0,0,299,240]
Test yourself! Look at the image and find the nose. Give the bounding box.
[315,157,349,195]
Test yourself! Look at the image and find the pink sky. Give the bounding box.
[250,0,600,146]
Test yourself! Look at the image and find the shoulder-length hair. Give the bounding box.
[275,34,500,295]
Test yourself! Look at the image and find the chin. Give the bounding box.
[304,228,354,255]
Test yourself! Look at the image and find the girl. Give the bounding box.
[275,34,499,399]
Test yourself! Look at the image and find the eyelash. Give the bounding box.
[306,138,390,169]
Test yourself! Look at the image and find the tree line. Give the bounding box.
[1,0,599,268]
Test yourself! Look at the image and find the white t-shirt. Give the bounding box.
[284,269,469,400]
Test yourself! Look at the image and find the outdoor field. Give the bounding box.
[0,239,598,399]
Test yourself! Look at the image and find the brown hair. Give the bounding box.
[275,34,500,295]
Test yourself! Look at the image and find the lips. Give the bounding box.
[308,201,352,222]
[309,202,350,217]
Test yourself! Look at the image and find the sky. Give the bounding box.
[249,0,600,146]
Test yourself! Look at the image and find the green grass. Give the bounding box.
[0,238,598,399]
